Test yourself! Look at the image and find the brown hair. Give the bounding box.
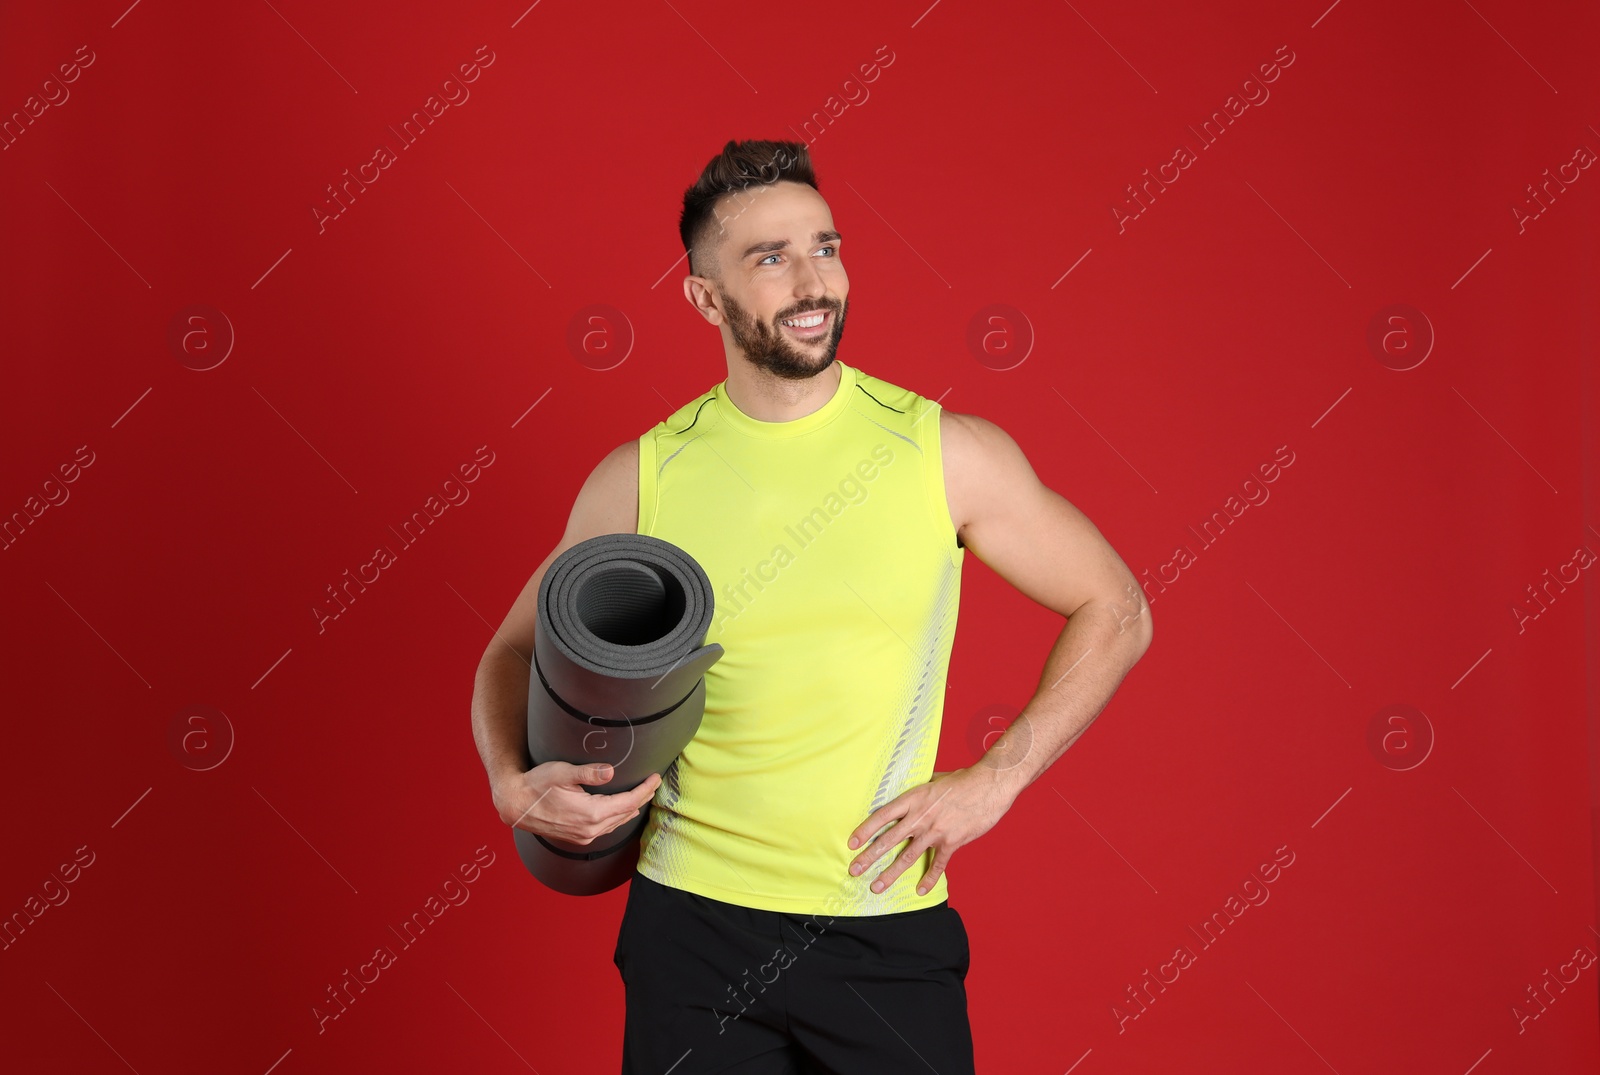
[679,139,818,280]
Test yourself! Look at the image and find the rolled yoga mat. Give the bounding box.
[513,532,723,896]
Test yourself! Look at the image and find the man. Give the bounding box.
[471,139,1153,1073]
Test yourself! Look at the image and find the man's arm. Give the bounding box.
[942,408,1153,800]
[471,439,656,843]
[844,410,1152,896]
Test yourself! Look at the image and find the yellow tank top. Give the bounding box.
[633,360,963,915]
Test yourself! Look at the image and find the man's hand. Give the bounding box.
[845,767,1018,897]
[492,761,661,847]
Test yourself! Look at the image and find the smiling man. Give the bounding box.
[470,139,1152,1073]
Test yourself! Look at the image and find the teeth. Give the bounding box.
[782,312,825,328]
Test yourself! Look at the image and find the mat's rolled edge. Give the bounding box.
[533,633,723,724]
[535,533,717,712]
[511,809,650,896]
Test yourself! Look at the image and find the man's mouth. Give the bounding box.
[779,309,831,339]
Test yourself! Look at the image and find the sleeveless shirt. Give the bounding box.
[633,359,963,915]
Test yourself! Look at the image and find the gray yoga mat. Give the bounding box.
[512,533,723,896]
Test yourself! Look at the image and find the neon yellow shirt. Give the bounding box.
[634,360,963,915]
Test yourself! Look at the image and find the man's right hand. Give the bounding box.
[492,762,663,846]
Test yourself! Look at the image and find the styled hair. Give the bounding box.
[679,139,818,280]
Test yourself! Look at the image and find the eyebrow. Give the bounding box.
[740,230,842,262]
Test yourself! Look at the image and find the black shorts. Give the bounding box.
[613,870,975,1074]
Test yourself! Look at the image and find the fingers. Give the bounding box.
[844,786,951,895]
[597,808,640,836]
[565,798,644,845]
[847,812,882,851]
[866,832,933,894]
[848,791,916,870]
[854,787,952,891]
[848,800,903,853]
[573,762,617,786]
[517,764,662,844]
[586,770,660,828]
[914,848,952,896]
[631,771,662,806]
[848,819,905,879]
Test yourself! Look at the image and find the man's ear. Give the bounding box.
[682,275,723,325]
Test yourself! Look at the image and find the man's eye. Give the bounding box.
[760,247,835,266]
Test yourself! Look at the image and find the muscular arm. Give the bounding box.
[942,409,1153,799]
[470,440,640,789]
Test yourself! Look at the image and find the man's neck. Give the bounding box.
[722,359,842,423]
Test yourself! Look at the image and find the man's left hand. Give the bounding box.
[846,767,1018,896]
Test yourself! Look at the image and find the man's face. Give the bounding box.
[700,181,849,381]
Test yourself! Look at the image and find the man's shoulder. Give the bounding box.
[939,408,1016,464]
[601,436,649,501]
[646,378,723,440]
[939,408,1036,543]
[844,364,1007,466]
[558,437,639,542]
[849,364,927,417]
[598,438,639,470]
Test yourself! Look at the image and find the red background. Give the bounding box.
[2,1,1596,1071]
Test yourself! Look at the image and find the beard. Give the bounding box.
[721,291,848,381]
